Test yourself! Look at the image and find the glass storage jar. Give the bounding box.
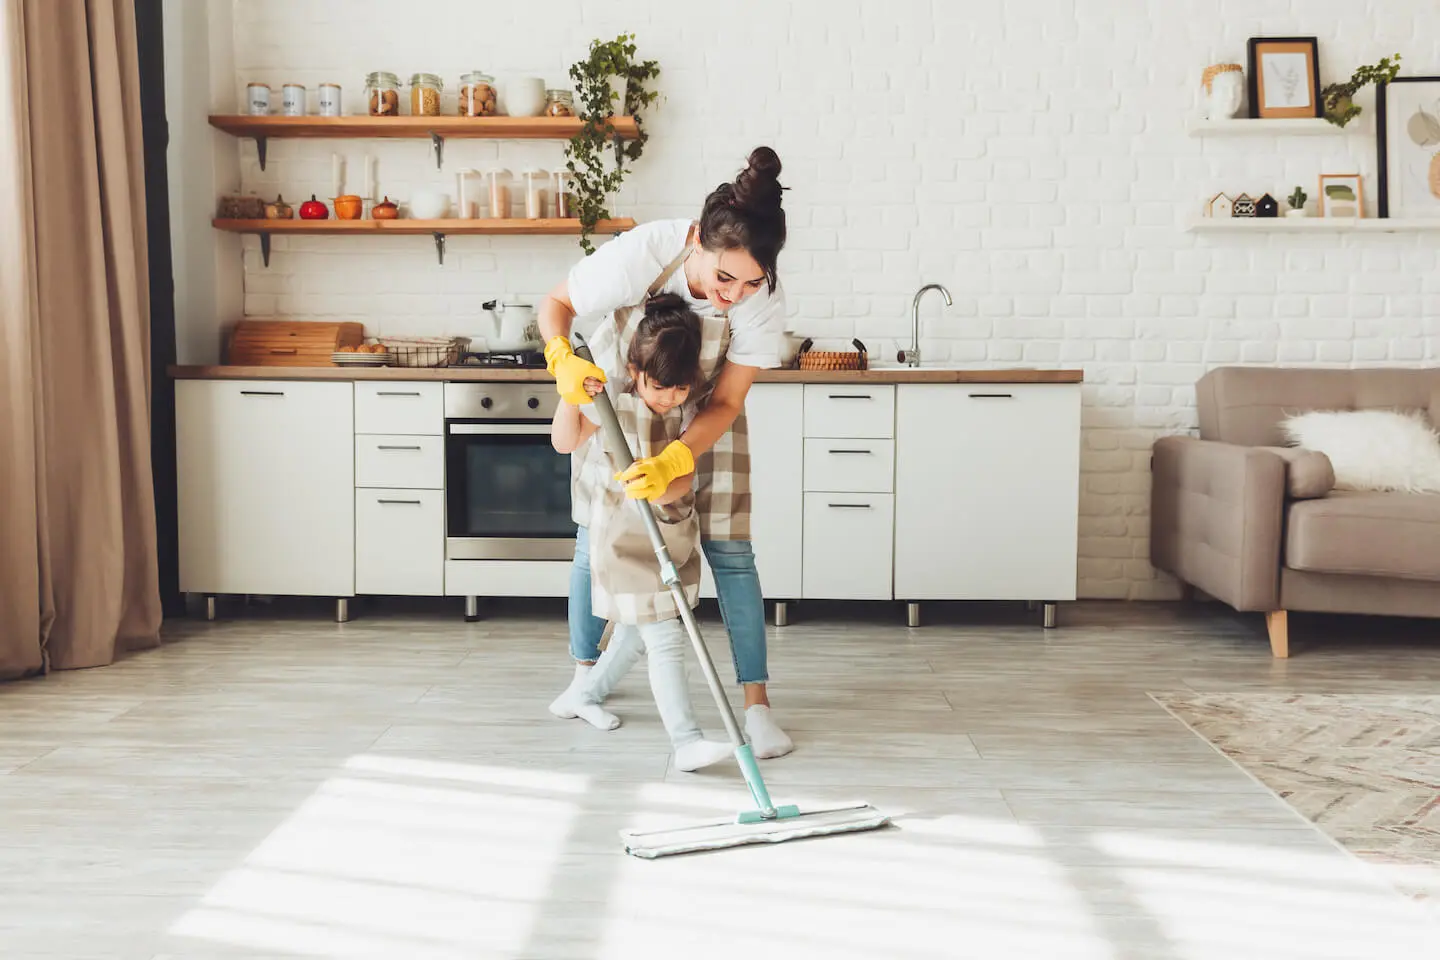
[365,71,401,116]
[410,73,443,116]
[458,71,497,117]
[544,89,575,117]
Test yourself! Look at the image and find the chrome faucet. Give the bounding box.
[898,282,952,367]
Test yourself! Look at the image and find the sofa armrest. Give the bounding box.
[1150,436,1286,611]
[1256,446,1335,499]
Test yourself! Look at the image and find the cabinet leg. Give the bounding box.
[907,602,921,628]
[465,596,480,622]
[335,598,350,623]
[1043,602,1057,629]
[773,601,789,628]
[205,595,216,622]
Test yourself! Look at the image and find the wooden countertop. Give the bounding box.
[167,365,1085,384]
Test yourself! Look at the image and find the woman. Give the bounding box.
[539,146,794,760]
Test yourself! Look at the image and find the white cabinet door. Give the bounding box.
[699,383,803,601]
[894,384,1080,601]
[356,489,444,596]
[802,493,894,600]
[354,382,443,435]
[176,380,354,597]
[803,439,895,493]
[803,385,895,439]
[355,435,445,489]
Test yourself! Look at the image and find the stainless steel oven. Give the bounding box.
[443,382,575,561]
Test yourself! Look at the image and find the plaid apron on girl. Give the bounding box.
[570,228,752,544]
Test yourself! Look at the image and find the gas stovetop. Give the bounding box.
[450,350,546,369]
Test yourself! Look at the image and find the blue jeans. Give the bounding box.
[568,525,769,685]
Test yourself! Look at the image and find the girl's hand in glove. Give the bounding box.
[615,440,694,501]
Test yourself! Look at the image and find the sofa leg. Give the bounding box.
[1265,610,1289,658]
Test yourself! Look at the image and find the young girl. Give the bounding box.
[549,293,734,773]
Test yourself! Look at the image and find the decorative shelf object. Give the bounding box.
[213,217,638,266]
[1186,217,1439,233]
[1186,118,1349,137]
[207,115,640,169]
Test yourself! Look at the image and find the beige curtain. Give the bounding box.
[0,0,161,678]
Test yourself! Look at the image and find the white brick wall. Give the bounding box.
[208,0,1440,599]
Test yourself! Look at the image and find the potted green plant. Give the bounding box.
[1286,185,1307,219]
[564,33,660,254]
[1322,53,1402,127]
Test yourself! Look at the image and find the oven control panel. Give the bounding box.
[444,383,559,421]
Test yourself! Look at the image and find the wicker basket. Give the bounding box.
[375,335,470,368]
[795,338,868,371]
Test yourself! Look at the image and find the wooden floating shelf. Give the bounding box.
[208,114,639,169]
[208,114,639,140]
[1187,118,1349,137]
[1187,217,1440,233]
[213,217,638,266]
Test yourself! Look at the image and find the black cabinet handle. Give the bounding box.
[968,393,1014,399]
[828,449,873,455]
[376,391,422,397]
[240,390,284,397]
[827,394,874,400]
[377,499,423,505]
[828,503,873,509]
[377,445,422,451]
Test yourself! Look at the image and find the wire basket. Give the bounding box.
[794,338,868,371]
[374,335,470,368]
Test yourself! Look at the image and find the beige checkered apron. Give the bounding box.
[587,398,701,624]
[570,228,752,543]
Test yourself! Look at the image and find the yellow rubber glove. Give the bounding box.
[616,440,695,501]
[545,336,606,406]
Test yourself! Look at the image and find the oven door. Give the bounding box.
[445,421,576,560]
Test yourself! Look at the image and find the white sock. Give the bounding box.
[548,663,591,719]
[674,739,734,773]
[745,705,794,759]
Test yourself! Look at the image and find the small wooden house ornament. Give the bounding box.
[1256,193,1279,218]
[1206,192,1234,218]
[1232,193,1258,217]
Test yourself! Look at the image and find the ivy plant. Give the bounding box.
[1322,53,1402,127]
[565,33,660,253]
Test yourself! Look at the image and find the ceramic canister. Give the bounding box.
[318,83,342,116]
[282,83,306,116]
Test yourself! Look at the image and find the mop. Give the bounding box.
[570,334,891,858]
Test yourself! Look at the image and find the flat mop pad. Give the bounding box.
[621,802,891,859]
[569,333,892,859]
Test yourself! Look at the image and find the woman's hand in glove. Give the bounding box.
[544,336,606,406]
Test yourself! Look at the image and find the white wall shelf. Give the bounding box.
[1187,217,1440,233]
[1187,118,1350,137]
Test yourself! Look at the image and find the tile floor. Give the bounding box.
[2,597,1437,959]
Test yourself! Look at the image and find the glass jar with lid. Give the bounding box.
[410,73,443,116]
[459,71,497,117]
[544,89,575,117]
[365,71,401,116]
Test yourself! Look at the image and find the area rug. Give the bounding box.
[1152,692,1440,920]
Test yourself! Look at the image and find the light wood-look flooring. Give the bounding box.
[2,598,1438,959]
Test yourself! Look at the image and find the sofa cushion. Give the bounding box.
[1286,490,1440,581]
[1281,408,1440,494]
[1257,446,1334,499]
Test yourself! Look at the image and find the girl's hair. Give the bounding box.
[697,146,787,289]
[627,293,702,392]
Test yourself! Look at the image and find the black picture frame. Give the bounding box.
[1376,75,1440,219]
[1246,36,1322,119]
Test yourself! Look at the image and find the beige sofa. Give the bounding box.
[1150,366,1440,657]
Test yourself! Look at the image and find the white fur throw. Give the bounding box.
[1281,409,1440,494]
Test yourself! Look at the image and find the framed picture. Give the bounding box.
[1377,76,1440,219]
[1318,174,1365,218]
[1246,37,1322,119]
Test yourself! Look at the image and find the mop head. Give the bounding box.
[620,802,891,859]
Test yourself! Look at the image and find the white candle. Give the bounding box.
[332,154,342,198]
[365,155,376,199]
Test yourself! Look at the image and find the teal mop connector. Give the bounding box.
[734,743,801,823]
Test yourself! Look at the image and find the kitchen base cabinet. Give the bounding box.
[176,379,355,608]
[356,489,444,596]
[893,384,1080,612]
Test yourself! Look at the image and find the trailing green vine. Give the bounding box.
[565,33,660,254]
[1322,53,1402,127]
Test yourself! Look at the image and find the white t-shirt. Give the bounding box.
[566,217,787,376]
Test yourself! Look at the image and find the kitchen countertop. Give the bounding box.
[167,364,1085,384]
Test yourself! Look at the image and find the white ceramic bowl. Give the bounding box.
[409,190,450,220]
[503,77,546,118]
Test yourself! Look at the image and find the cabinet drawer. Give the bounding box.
[802,493,893,600]
[356,435,444,489]
[803,385,894,439]
[803,439,894,493]
[355,382,443,435]
[356,488,444,595]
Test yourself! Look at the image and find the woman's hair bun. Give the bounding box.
[643,291,689,318]
[733,146,783,211]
